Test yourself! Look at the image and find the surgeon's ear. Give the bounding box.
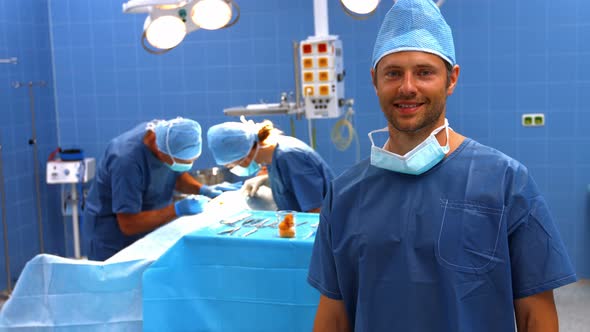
[446,64,460,96]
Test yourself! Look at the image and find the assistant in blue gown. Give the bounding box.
[268,135,334,212]
[207,119,334,212]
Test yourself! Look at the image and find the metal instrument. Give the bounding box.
[303,230,317,240]
[241,218,272,237]
[218,225,242,235]
[220,212,252,225]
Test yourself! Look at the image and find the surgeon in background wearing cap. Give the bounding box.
[207,118,334,213]
[308,0,576,331]
[84,117,222,261]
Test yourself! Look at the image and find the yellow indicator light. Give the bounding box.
[319,85,330,96]
[319,71,329,81]
[304,85,315,96]
[303,71,314,82]
[303,58,313,69]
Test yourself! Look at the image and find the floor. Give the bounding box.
[0,280,588,330]
[555,279,590,332]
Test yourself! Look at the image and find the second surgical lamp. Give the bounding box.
[339,0,444,19]
[123,0,240,54]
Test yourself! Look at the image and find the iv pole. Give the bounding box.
[0,137,12,294]
[12,80,47,254]
[0,57,18,294]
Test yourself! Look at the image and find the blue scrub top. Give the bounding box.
[308,138,577,332]
[268,136,334,212]
[84,123,180,261]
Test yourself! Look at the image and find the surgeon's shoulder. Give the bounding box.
[465,139,530,178]
[330,158,373,194]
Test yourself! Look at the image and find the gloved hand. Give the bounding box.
[174,196,208,216]
[199,185,223,198]
[241,174,269,197]
[213,181,243,192]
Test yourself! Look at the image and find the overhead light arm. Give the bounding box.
[123,0,188,13]
[223,1,240,29]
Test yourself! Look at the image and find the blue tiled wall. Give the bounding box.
[0,0,579,285]
[0,0,62,290]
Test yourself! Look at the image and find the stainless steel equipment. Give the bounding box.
[191,167,226,185]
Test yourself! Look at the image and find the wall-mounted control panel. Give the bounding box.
[300,37,345,119]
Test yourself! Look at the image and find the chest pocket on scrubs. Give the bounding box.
[436,199,504,274]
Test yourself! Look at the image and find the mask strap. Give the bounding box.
[164,123,176,164]
[431,118,450,152]
[441,126,451,154]
[367,127,389,146]
[251,143,260,164]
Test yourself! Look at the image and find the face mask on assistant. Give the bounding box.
[229,144,260,177]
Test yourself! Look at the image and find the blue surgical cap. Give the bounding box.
[154,118,202,160]
[372,0,455,68]
[207,122,257,165]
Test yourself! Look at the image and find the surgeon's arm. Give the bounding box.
[313,295,351,332]
[116,205,177,236]
[174,172,204,194]
[514,290,558,332]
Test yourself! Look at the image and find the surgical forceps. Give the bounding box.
[218,225,242,235]
[220,212,252,225]
[242,218,272,237]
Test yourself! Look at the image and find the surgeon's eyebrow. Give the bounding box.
[380,62,438,71]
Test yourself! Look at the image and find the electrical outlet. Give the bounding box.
[522,113,545,127]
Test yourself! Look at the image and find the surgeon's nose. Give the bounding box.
[398,74,417,96]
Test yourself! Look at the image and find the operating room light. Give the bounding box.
[340,0,380,15]
[123,0,240,53]
[191,0,232,30]
[144,15,187,50]
[339,0,444,19]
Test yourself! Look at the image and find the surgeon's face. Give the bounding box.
[225,143,258,169]
[372,51,459,135]
[159,151,195,167]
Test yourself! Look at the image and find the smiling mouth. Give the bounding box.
[394,102,424,113]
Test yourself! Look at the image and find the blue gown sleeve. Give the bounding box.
[508,171,577,299]
[307,185,343,300]
[277,151,327,212]
[110,157,144,214]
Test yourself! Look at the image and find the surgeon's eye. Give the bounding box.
[383,70,401,79]
[417,69,435,77]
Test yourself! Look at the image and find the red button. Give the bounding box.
[302,44,312,54]
[318,43,327,53]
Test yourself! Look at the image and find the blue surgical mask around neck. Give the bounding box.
[368,119,450,175]
[230,145,260,177]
